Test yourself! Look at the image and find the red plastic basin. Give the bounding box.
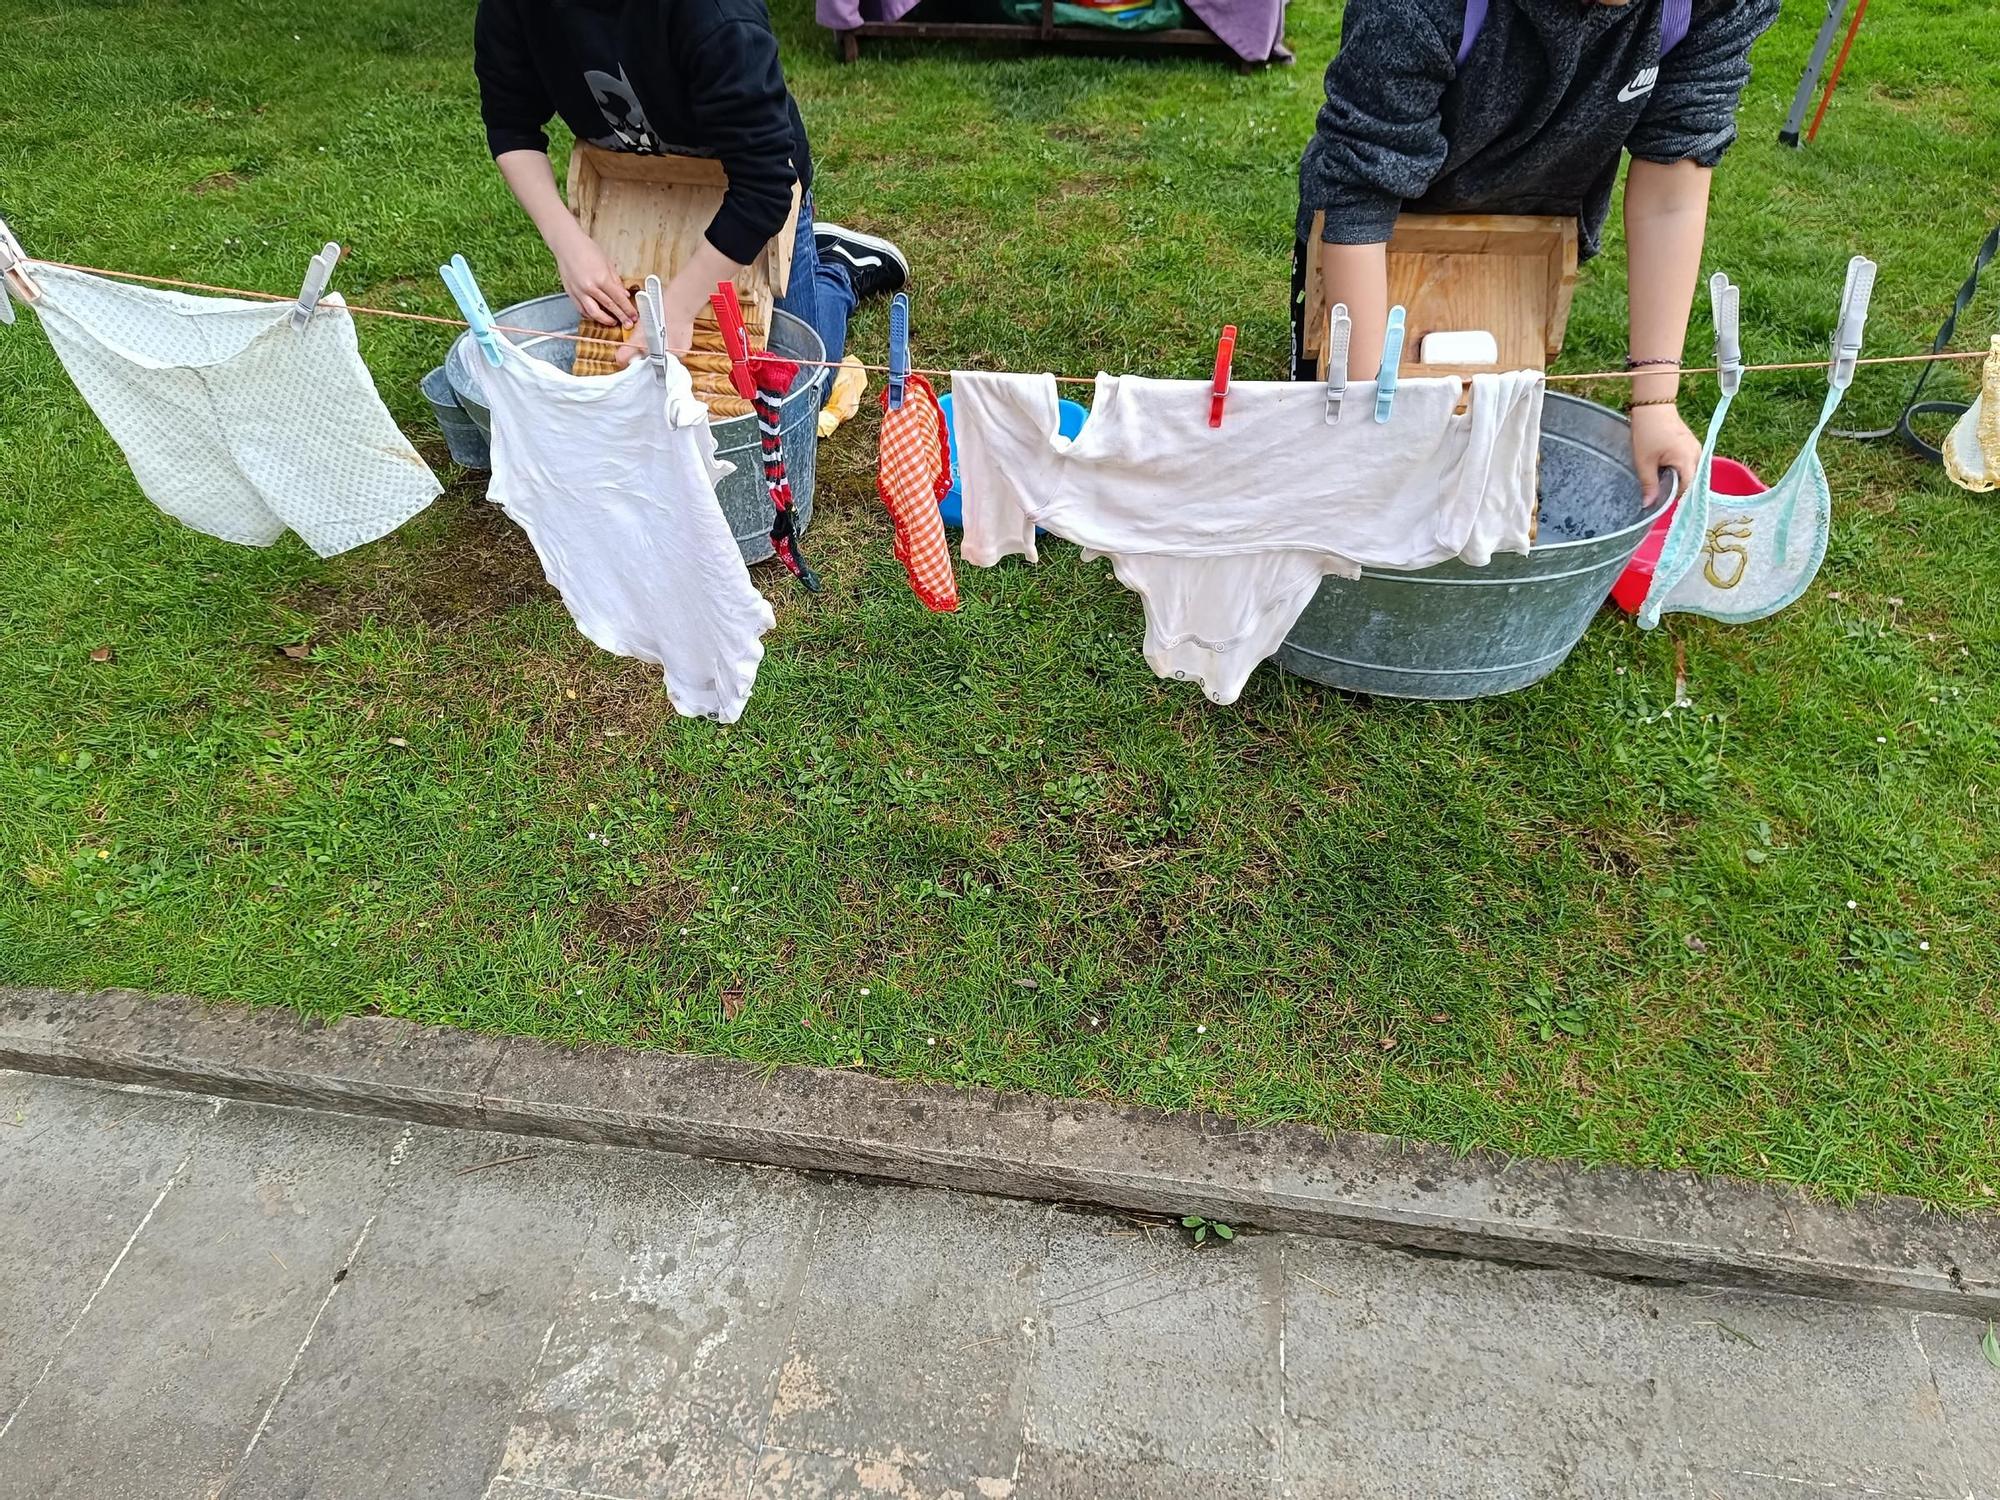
[1609,455,1767,614]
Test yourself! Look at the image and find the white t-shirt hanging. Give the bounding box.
[28,266,439,557]
[479,337,775,723]
[952,369,1543,703]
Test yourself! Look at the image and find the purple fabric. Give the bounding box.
[1460,0,1690,65]
[1183,0,1286,62]
[816,0,923,27]
[816,0,1287,62]
[1456,0,1488,64]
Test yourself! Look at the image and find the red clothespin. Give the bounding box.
[709,281,756,400]
[1208,324,1237,429]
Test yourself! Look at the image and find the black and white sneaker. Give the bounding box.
[814,224,909,301]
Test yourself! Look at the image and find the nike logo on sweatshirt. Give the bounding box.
[1617,66,1660,103]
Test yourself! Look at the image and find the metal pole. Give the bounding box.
[1779,0,1850,148]
[1804,0,1870,146]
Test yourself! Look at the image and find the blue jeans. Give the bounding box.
[773,191,855,373]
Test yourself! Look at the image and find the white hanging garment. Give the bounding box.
[1943,335,1999,493]
[952,368,1543,703]
[28,266,439,557]
[1643,258,1875,628]
[479,336,775,723]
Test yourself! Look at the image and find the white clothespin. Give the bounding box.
[0,217,42,326]
[1373,305,1407,424]
[1829,254,1876,390]
[1709,271,1742,397]
[292,242,341,330]
[1323,302,1352,424]
[635,274,669,382]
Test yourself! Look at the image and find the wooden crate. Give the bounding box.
[564,143,801,373]
[1302,213,1578,380]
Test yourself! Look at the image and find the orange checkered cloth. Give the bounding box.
[875,375,958,613]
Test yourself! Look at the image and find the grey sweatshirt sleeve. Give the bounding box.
[1298,0,1462,245]
[1627,0,1782,166]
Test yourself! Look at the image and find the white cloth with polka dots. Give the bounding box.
[30,266,440,557]
[479,334,775,723]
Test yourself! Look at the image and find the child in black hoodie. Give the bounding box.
[1295,0,1780,501]
[475,0,905,367]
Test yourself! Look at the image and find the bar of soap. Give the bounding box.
[1419,330,1500,365]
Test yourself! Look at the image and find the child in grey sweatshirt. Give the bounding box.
[1293,0,1781,501]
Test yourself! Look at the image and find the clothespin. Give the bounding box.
[887,292,911,411]
[1208,324,1237,429]
[292,242,341,330]
[636,273,669,382]
[438,253,503,368]
[1709,271,1743,397]
[0,217,42,325]
[1323,302,1352,424]
[1828,254,1876,390]
[709,281,756,400]
[1373,306,1406,424]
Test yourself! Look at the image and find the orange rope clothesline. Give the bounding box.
[18,256,1995,391]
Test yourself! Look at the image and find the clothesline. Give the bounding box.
[21,256,1995,390]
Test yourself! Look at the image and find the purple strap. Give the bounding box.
[1458,0,1690,67]
[1456,0,1487,65]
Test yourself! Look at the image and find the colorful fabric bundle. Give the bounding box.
[875,374,958,612]
[748,352,821,592]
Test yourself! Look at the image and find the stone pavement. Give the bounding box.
[1,1068,1993,1500]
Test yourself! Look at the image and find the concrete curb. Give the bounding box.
[4,985,1996,1316]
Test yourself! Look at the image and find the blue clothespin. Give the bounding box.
[1373,305,1406,424]
[292,242,341,331]
[1828,254,1876,391]
[1323,302,1352,425]
[636,273,669,383]
[887,292,910,411]
[1709,271,1742,397]
[439,253,503,368]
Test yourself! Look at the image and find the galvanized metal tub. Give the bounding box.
[444,295,827,567]
[1274,392,1677,700]
[419,364,491,469]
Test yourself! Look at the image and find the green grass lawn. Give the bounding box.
[3,0,1999,1207]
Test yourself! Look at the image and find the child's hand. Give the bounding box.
[1629,402,1700,507]
[554,231,638,327]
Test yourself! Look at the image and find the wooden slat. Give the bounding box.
[565,143,799,304]
[1301,211,1578,378]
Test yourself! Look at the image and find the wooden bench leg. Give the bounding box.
[838,29,861,62]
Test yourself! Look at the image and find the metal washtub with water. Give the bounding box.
[1275,391,1677,700]
[439,294,828,567]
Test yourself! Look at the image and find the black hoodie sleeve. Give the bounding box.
[474,0,555,157]
[1627,0,1781,166]
[683,16,802,264]
[1297,0,1461,244]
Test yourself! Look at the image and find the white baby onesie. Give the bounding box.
[480,336,775,723]
[29,266,439,557]
[953,369,1542,703]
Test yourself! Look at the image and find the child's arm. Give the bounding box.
[1619,0,1781,500]
[495,151,639,328]
[1299,0,1459,369]
[475,0,638,327]
[649,14,801,351]
[1318,244,1389,378]
[1623,158,1710,503]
